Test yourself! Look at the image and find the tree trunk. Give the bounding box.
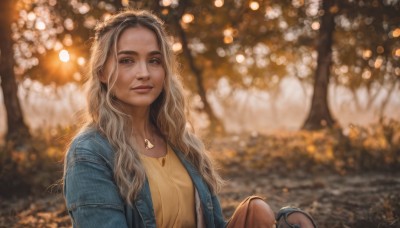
[0,0,31,144]
[171,11,225,133]
[302,0,337,130]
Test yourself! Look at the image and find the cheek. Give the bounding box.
[114,70,132,85]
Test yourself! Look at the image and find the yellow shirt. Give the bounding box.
[140,147,196,228]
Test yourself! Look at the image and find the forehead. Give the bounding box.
[117,26,160,51]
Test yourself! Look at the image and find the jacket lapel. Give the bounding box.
[135,179,156,228]
[172,147,215,228]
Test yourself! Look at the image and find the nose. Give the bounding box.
[136,61,150,80]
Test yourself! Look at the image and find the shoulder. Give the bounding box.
[66,127,115,168]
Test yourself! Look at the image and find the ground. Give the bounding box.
[1,126,399,227]
[1,171,399,227]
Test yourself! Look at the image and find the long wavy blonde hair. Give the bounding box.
[77,10,221,205]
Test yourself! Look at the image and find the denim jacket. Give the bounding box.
[64,128,226,228]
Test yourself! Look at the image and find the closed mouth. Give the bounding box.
[131,85,153,90]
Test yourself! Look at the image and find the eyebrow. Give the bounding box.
[117,50,162,56]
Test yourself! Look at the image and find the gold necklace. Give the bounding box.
[144,138,155,149]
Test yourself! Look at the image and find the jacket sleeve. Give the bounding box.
[212,193,227,228]
[64,143,129,228]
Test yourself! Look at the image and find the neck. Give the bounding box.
[129,107,154,140]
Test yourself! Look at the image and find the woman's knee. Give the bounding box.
[248,198,275,226]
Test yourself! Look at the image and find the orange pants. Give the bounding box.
[226,196,275,228]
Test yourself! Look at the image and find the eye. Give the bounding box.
[149,57,162,65]
[119,58,134,64]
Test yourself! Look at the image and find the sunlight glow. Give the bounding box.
[311,21,320,30]
[35,20,46,30]
[27,12,36,21]
[162,9,169,15]
[236,54,245,63]
[161,0,172,7]
[223,28,233,37]
[265,5,282,20]
[73,72,82,81]
[63,34,73,46]
[223,27,234,44]
[292,0,304,8]
[77,57,86,66]
[362,49,372,59]
[214,0,224,7]
[362,70,371,80]
[78,3,90,14]
[122,0,129,6]
[393,28,400,38]
[182,13,194,23]
[374,57,383,68]
[172,42,182,52]
[64,18,74,31]
[395,48,400,57]
[54,42,63,51]
[224,36,233,44]
[59,50,70,63]
[249,2,260,10]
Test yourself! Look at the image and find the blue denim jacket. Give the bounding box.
[64,128,226,228]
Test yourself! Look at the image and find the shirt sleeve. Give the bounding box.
[64,145,129,228]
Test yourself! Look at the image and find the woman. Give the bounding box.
[63,10,317,228]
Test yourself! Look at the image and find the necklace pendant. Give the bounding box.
[144,138,155,149]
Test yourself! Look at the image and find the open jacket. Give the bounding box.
[63,128,226,228]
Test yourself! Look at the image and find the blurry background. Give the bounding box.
[0,0,399,227]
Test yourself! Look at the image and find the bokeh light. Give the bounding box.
[374,57,383,68]
[236,54,245,63]
[59,50,70,63]
[172,42,182,52]
[182,13,194,23]
[78,3,90,14]
[392,28,400,38]
[161,0,172,7]
[362,70,371,80]
[311,21,320,30]
[77,57,86,66]
[35,20,46,30]
[214,0,224,7]
[27,12,36,21]
[362,49,372,59]
[394,48,400,57]
[249,2,260,11]
[64,18,74,31]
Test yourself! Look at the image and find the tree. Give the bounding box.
[302,0,400,130]
[168,2,225,133]
[0,0,31,145]
[302,0,337,130]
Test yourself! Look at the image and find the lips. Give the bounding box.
[132,85,153,90]
[131,85,153,92]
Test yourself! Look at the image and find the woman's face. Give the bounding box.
[101,26,165,112]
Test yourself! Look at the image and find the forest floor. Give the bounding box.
[1,126,399,227]
[0,171,399,227]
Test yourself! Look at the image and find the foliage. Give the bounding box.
[0,125,76,197]
[210,118,400,176]
[12,0,399,90]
